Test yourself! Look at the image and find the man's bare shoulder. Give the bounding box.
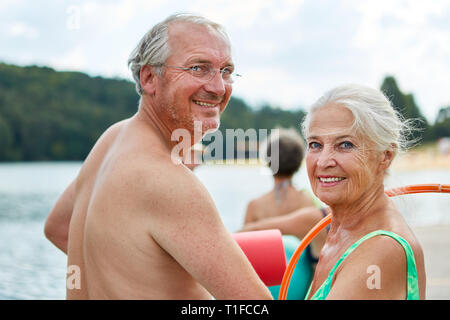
[117,153,213,208]
[89,119,128,155]
[75,119,129,187]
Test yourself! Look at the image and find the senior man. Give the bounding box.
[44,13,272,300]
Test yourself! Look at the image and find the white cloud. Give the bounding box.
[233,66,318,109]
[0,0,23,13]
[243,39,281,57]
[64,0,166,34]
[50,46,87,71]
[7,21,39,39]
[350,0,450,121]
[189,0,305,28]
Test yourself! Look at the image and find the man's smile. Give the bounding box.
[193,99,219,108]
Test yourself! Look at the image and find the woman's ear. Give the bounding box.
[139,65,158,95]
[378,146,395,172]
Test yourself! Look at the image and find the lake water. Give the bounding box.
[0,162,449,299]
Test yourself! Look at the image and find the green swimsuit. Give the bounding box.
[305,230,420,300]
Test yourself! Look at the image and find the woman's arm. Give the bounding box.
[240,206,325,239]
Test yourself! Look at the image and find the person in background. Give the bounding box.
[302,84,425,300]
[244,128,319,224]
[242,128,328,299]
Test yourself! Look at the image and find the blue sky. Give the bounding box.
[1,0,450,123]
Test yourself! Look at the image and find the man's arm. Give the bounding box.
[144,165,273,300]
[44,180,75,254]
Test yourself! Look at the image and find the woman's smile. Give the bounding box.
[317,175,347,187]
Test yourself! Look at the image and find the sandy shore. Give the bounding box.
[412,225,450,299]
[391,150,450,171]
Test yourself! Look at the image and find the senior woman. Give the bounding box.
[302,84,426,300]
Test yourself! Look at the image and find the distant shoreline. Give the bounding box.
[201,149,450,170]
[1,148,449,170]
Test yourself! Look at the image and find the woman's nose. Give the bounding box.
[317,146,337,168]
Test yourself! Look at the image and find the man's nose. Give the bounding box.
[203,71,227,96]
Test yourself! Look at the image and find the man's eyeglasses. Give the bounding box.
[161,64,242,83]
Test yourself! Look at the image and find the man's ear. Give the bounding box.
[139,65,158,95]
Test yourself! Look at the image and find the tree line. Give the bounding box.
[0,62,448,161]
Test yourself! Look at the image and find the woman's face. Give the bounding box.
[305,103,384,207]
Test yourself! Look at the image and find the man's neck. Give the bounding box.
[135,96,205,163]
[135,97,175,149]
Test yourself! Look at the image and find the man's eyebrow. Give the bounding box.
[187,58,234,68]
[188,59,211,64]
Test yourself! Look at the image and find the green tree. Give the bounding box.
[432,106,450,138]
[380,76,430,142]
[0,62,139,161]
[0,115,13,160]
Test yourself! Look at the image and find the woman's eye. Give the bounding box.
[339,141,354,149]
[308,142,321,150]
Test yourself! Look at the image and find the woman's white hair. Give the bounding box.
[301,84,416,156]
[127,13,231,95]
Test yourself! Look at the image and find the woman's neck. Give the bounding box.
[328,183,390,233]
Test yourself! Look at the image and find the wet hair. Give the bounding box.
[301,84,416,156]
[265,128,305,177]
[128,13,231,95]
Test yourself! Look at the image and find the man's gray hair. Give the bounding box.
[301,84,417,156]
[128,13,231,95]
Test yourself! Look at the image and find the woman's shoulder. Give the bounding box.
[338,227,423,283]
[352,226,422,259]
[328,231,415,299]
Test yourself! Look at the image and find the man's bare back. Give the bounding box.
[66,114,271,299]
[66,117,210,299]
